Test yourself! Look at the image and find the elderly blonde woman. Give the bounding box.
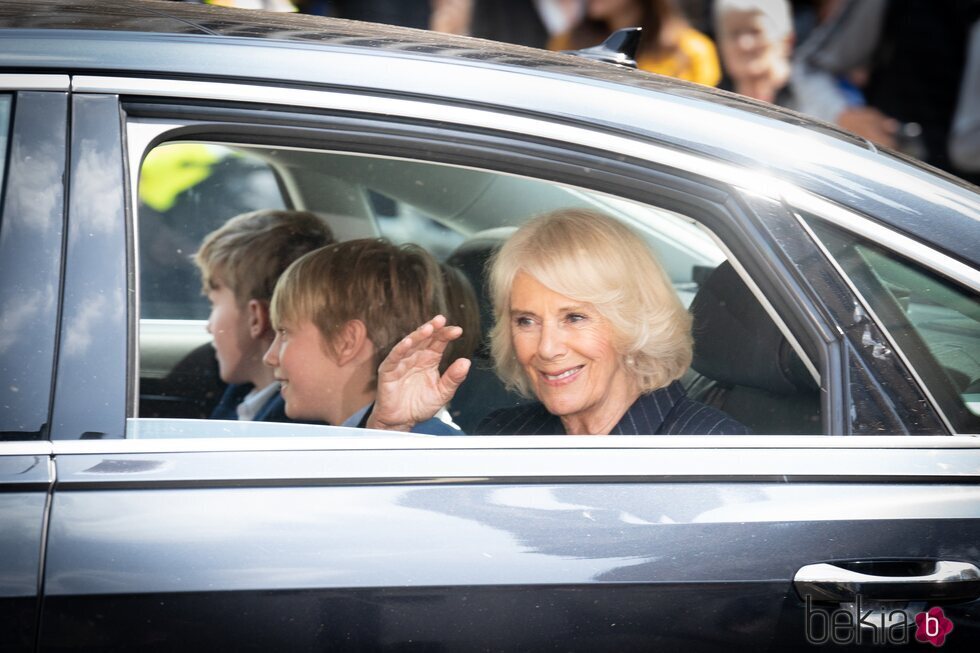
[366,209,748,435]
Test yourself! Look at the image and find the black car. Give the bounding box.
[1,1,978,650]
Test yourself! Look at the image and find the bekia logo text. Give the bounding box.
[805,596,954,646]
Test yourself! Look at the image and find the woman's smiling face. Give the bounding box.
[509,272,638,433]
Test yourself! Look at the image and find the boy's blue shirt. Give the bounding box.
[210,386,461,434]
[344,402,465,436]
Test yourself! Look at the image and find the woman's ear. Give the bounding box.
[333,319,371,366]
[247,299,272,339]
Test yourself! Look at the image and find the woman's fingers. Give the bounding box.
[429,324,463,355]
[439,357,471,396]
[380,318,438,374]
[382,316,463,377]
[414,316,462,355]
[370,318,469,432]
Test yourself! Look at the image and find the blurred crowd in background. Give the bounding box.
[177,0,979,184]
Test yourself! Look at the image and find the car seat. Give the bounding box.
[444,227,531,433]
[140,342,227,419]
[687,261,822,434]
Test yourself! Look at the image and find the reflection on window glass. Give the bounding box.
[0,95,9,208]
[807,218,980,432]
[0,94,31,439]
[370,189,464,260]
[139,143,286,320]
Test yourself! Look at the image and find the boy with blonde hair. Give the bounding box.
[193,209,334,421]
[263,238,462,434]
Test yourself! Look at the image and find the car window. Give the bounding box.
[806,217,980,433]
[0,95,8,191]
[0,94,21,438]
[139,143,287,320]
[134,141,820,436]
[0,93,66,440]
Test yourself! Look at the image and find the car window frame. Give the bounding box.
[74,74,950,438]
[48,92,129,441]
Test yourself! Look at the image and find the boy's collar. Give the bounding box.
[342,402,375,429]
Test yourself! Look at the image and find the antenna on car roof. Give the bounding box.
[563,27,643,69]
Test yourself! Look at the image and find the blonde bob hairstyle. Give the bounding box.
[489,209,693,397]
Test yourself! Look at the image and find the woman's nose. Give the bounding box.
[536,321,567,360]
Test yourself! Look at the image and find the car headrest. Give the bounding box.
[446,227,516,356]
[689,261,816,396]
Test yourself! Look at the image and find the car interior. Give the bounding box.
[136,141,823,436]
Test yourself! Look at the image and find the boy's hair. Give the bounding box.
[439,262,480,374]
[194,209,334,306]
[271,239,447,376]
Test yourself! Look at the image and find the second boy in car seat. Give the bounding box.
[194,209,334,422]
[263,238,463,435]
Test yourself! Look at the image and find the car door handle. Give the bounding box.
[794,561,980,602]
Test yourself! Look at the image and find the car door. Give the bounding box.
[0,81,66,653]
[38,77,980,652]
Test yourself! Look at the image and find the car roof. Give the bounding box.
[0,0,874,138]
[1,0,977,264]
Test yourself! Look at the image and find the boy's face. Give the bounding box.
[206,278,255,385]
[719,10,786,82]
[263,318,339,422]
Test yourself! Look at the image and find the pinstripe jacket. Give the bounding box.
[475,381,749,435]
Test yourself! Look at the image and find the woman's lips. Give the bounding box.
[538,365,584,386]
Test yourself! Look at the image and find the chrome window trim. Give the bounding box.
[127,120,184,215]
[795,214,958,434]
[47,433,980,481]
[0,74,70,91]
[78,75,798,204]
[784,191,980,294]
[126,120,186,417]
[0,442,54,456]
[52,433,980,455]
[81,75,977,292]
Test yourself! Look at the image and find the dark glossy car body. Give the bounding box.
[0,1,978,651]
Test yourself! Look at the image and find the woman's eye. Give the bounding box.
[567,313,587,323]
[514,316,534,328]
